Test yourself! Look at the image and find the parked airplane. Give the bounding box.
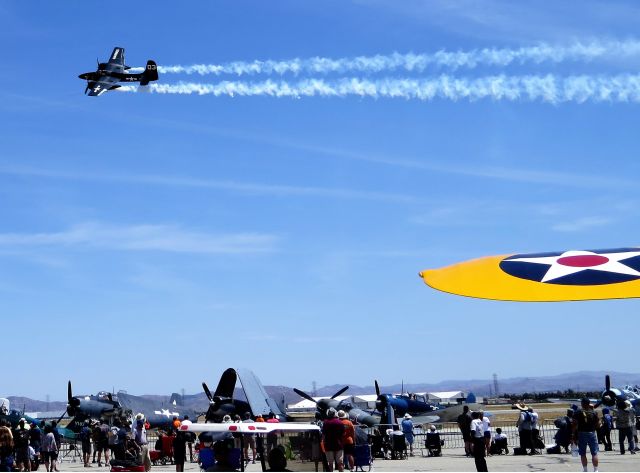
[62,381,200,430]
[0,398,40,427]
[420,247,640,301]
[62,381,120,428]
[600,375,640,414]
[203,368,286,422]
[78,47,158,96]
[372,381,478,426]
[293,386,380,427]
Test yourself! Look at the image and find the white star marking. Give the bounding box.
[506,250,640,283]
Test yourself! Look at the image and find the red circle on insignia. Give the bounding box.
[557,255,609,267]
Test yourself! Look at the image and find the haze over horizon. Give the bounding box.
[3,1,640,400]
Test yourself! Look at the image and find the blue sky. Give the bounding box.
[3,0,640,400]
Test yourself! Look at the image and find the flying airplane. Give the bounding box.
[203,368,287,422]
[420,247,640,301]
[78,47,158,96]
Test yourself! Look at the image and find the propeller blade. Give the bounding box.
[293,388,317,404]
[330,386,349,399]
[68,380,73,403]
[202,382,214,402]
[56,410,67,425]
[606,375,611,391]
[375,380,380,397]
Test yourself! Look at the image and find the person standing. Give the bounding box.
[28,422,41,469]
[0,420,14,472]
[616,399,636,455]
[600,408,613,452]
[480,411,491,455]
[133,415,151,471]
[400,414,414,457]
[470,411,488,472]
[172,425,187,472]
[515,405,532,454]
[41,424,58,473]
[528,407,540,454]
[242,412,257,464]
[338,410,355,469]
[266,412,280,455]
[573,398,600,473]
[457,406,473,456]
[79,420,92,468]
[13,418,31,472]
[321,408,345,472]
[182,415,194,463]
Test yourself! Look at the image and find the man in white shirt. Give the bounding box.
[470,412,487,472]
[491,427,509,455]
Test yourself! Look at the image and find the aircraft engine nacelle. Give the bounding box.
[602,389,619,407]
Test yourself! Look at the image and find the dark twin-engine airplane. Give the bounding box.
[78,47,158,96]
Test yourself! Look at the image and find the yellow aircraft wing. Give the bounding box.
[420,248,640,301]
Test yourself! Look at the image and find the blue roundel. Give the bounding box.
[499,248,640,286]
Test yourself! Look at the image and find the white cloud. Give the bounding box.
[0,222,279,254]
[0,166,418,204]
[552,216,612,232]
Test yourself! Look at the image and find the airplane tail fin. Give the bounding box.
[140,60,158,86]
[169,393,183,406]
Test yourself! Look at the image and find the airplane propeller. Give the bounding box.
[66,380,81,416]
[602,374,619,407]
[202,381,238,421]
[202,382,214,403]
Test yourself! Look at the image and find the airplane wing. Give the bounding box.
[214,368,237,399]
[180,422,319,434]
[409,415,440,425]
[118,393,180,417]
[86,76,120,96]
[236,368,285,418]
[107,47,126,71]
[420,247,640,302]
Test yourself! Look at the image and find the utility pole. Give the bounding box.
[493,373,500,397]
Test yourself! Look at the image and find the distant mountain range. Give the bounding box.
[8,371,638,413]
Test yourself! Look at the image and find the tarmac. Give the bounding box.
[53,447,640,471]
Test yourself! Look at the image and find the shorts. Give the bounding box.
[82,441,92,455]
[15,447,29,465]
[578,431,598,456]
[461,430,471,441]
[245,435,256,449]
[42,451,58,462]
[484,431,491,439]
[325,449,344,465]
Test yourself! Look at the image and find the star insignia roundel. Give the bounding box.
[499,248,640,286]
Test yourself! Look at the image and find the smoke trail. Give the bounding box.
[134,39,640,76]
[120,74,640,104]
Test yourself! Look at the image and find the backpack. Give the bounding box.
[577,409,599,431]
